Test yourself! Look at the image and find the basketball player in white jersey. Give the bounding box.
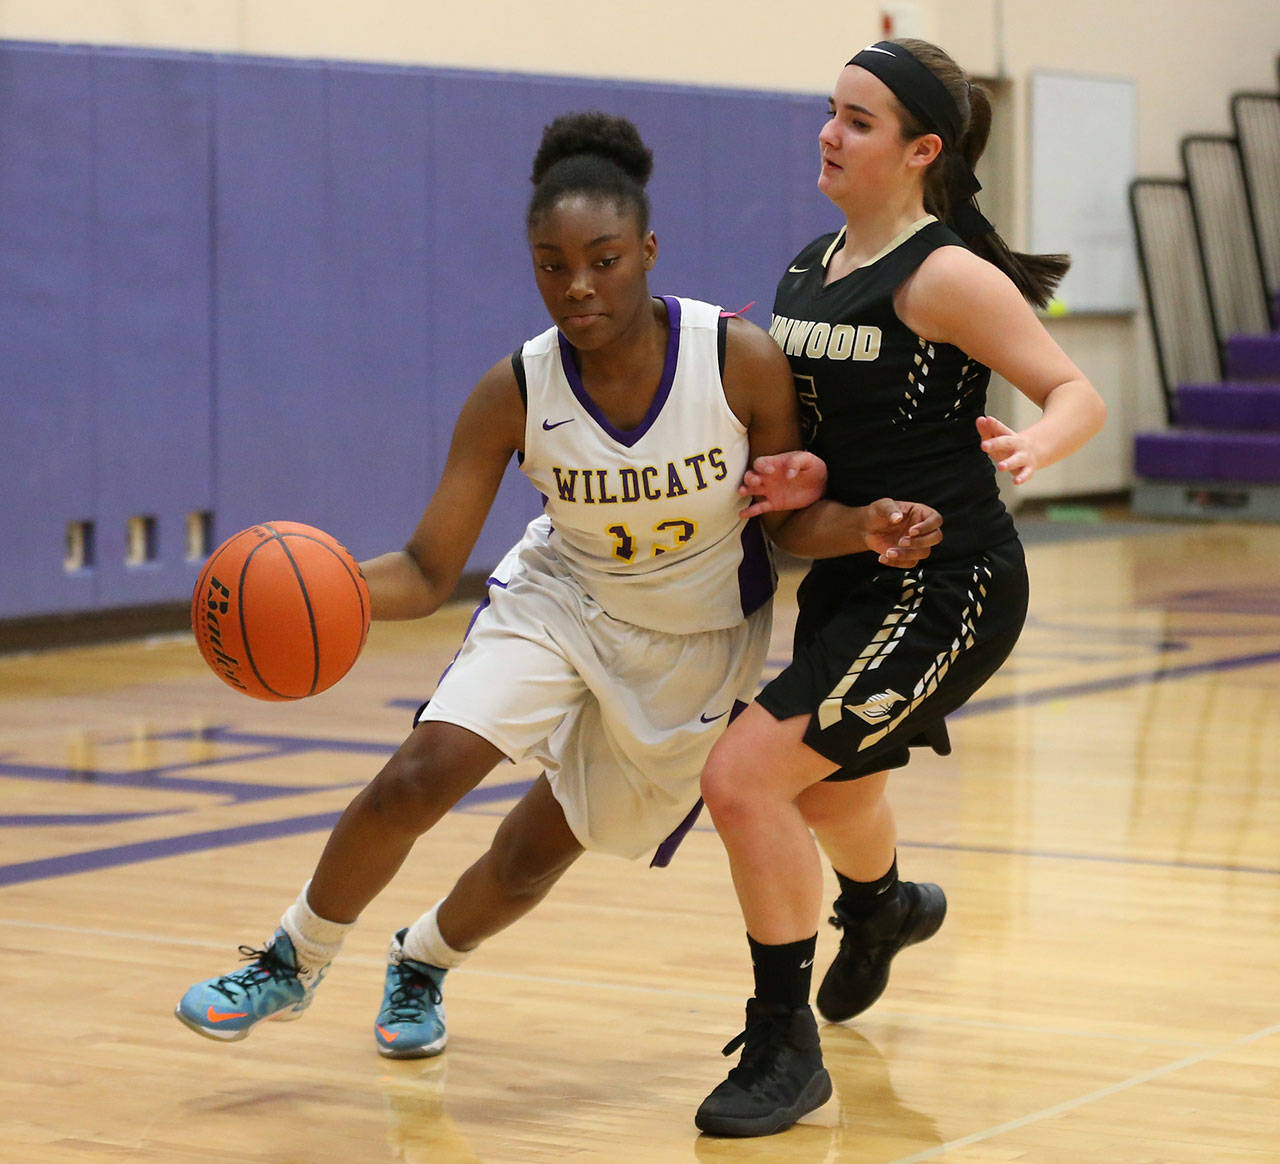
[174,112,942,1064]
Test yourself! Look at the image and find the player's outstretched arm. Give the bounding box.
[762,495,943,566]
[361,360,524,620]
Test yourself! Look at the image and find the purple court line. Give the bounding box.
[4,646,1278,890]
[0,777,534,888]
[952,648,1280,719]
[198,728,399,754]
[0,813,342,887]
[0,754,357,803]
[897,838,1280,878]
[0,727,398,802]
[0,812,170,827]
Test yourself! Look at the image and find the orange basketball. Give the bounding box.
[191,521,370,701]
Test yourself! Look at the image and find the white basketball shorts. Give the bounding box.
[417,517,772,859]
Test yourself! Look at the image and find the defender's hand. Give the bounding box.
[978,414,1041,486]
[861,499,944,567]
[738,451,828,518]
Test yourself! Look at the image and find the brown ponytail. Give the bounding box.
[892,38,1069,310]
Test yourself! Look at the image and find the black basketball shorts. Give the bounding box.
[756,537,1028,780]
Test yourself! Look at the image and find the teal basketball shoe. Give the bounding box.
[374,929,448,1059]
[175,928,326,1041]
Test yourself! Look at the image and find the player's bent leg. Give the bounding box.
[177,722,504,1046]
[308,720,507,924]
[798,777,945,1024]
[375,775,585,1058]
[798,772,895,881]
[440,774,585,947]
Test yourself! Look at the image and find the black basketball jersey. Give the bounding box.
[771,218,1015,562]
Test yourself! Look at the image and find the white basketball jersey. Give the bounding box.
[519,296,776,634]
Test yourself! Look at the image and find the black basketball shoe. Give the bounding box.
[815,880,947,1023]
[695,999,832,1137]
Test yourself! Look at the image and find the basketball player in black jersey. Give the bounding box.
[695,40,1106,1137]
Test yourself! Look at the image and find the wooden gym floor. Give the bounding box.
[1,513,1278,1162]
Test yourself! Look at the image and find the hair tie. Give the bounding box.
[948,199,994,242]
[942,152,992,239]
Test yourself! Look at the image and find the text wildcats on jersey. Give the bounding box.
[551,448,729,504]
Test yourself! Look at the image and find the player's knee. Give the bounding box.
[364,728,483,834]
[700,743,753,827]
[364,754,445,833]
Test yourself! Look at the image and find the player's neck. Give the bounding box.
[574,297,669,425]
[829,194,928,279]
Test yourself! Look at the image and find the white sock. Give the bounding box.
[279,881,354,975]
[401,900,472,970]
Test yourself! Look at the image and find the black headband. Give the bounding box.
[848,41,962,146]
[846,41,992,242]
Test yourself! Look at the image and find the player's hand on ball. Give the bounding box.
[861,499,943,567]
[738,451,828,518]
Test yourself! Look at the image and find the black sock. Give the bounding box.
[747,933,817,1008]
[834,855,899,919]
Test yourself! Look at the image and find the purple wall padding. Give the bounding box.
[0,43,216,617]
[1,40,835,619]
[1135,429,1280,482]
[92,49,215,607]
[1176,382,1280,430]
[0,45,99,617]
[211,57,332,540]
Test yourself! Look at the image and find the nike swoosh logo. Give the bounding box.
[799,958,814,969]
[542,418,574,430]
[206,1005,248,1023]
[862,45,896,56]
[377,1025,399,1041]
[699,710,730,723]
[788,265,810,274]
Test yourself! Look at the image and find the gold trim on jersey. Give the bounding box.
[820,214,938,273]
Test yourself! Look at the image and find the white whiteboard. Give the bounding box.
[1029,71,1138,313]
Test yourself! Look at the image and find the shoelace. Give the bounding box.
[383,961,442,1024]
[828,910,898,968]
[719,1009,791,1086]
[208,943,294,1005]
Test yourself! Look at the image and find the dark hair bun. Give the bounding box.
[531,111,653,187]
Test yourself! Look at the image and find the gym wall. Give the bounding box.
[3,2,1280,619]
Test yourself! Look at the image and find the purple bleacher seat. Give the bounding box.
[1176,381,1280,429]
[1134,429,1280,482]
[1225,334,1280,379]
